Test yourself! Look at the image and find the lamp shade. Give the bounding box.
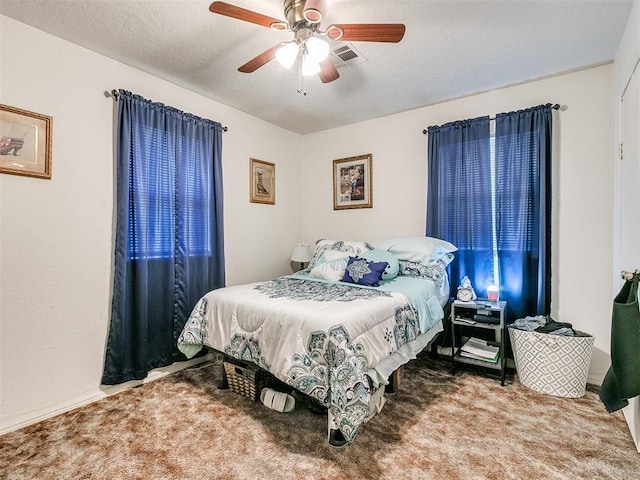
[305,36,330,64]
[276,41,299,69]
[301,55,321,76]
[291,244,311,263]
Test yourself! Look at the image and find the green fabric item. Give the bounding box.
[600,274,640,413]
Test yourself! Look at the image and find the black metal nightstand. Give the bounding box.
[451,300,507,385]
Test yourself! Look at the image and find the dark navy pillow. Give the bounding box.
[341,256,389,287]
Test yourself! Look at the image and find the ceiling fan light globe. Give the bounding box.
[306,36,330,63]
[276,41,299,69]
[301,56,321,76]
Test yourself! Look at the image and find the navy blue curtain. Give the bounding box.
[426,116,492,297]
[102,90,225,385]
[495,104,552,320]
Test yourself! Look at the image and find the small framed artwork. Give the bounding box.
[250,158,275,205]
[333,153,372,210]
[0,104,52,179]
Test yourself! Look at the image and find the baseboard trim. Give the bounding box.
[0,354,214,436]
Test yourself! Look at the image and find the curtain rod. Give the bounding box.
[422,103,561,135]
[107,89,228,132]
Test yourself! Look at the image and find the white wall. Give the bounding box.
[0,15,301,433]
[613,0,640,453]
[301,65,615,385]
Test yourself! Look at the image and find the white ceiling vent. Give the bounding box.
[330,43,368,69]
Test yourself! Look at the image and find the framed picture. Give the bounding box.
[250,158,275,205]
[0,104,52,179]
[333,154,372,210]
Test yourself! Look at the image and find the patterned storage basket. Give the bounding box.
[509,327,594,398]
[223,361,272,401]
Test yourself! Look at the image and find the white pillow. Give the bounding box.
[309,257,349,282]
[322,250,351,262]
[308,239,372,268]
[371,236,457,264]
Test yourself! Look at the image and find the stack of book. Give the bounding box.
[460,337,499,363]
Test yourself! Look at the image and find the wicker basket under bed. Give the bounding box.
[223,361,272,401]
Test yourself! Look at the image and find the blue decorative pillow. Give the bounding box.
[341,256,388,287]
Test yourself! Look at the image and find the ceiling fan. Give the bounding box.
[209,0,406,84]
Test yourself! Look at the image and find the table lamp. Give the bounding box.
[487,284,499,302]
[291,244,311,271]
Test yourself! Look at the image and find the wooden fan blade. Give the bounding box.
[238,45,278,73]
[329,23,406,43]
[318,57,339,83]
[209,1,285,29]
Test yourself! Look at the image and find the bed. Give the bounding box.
[177,237,456,446]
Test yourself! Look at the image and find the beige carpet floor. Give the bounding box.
[1,353,638,480]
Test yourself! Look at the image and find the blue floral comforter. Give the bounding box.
[177,275,445,444]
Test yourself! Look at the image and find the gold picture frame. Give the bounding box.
[333,154,372,210]
[0,104,52,179]
[250,158,275,205]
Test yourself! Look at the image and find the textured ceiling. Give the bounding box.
[0,0,633,134]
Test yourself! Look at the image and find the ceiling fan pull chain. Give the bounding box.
[297,59,307,96]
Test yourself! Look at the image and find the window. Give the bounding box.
[427,104,553,320]
[127,125,212,259]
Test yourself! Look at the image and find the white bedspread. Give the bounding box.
[177,275,445,444]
